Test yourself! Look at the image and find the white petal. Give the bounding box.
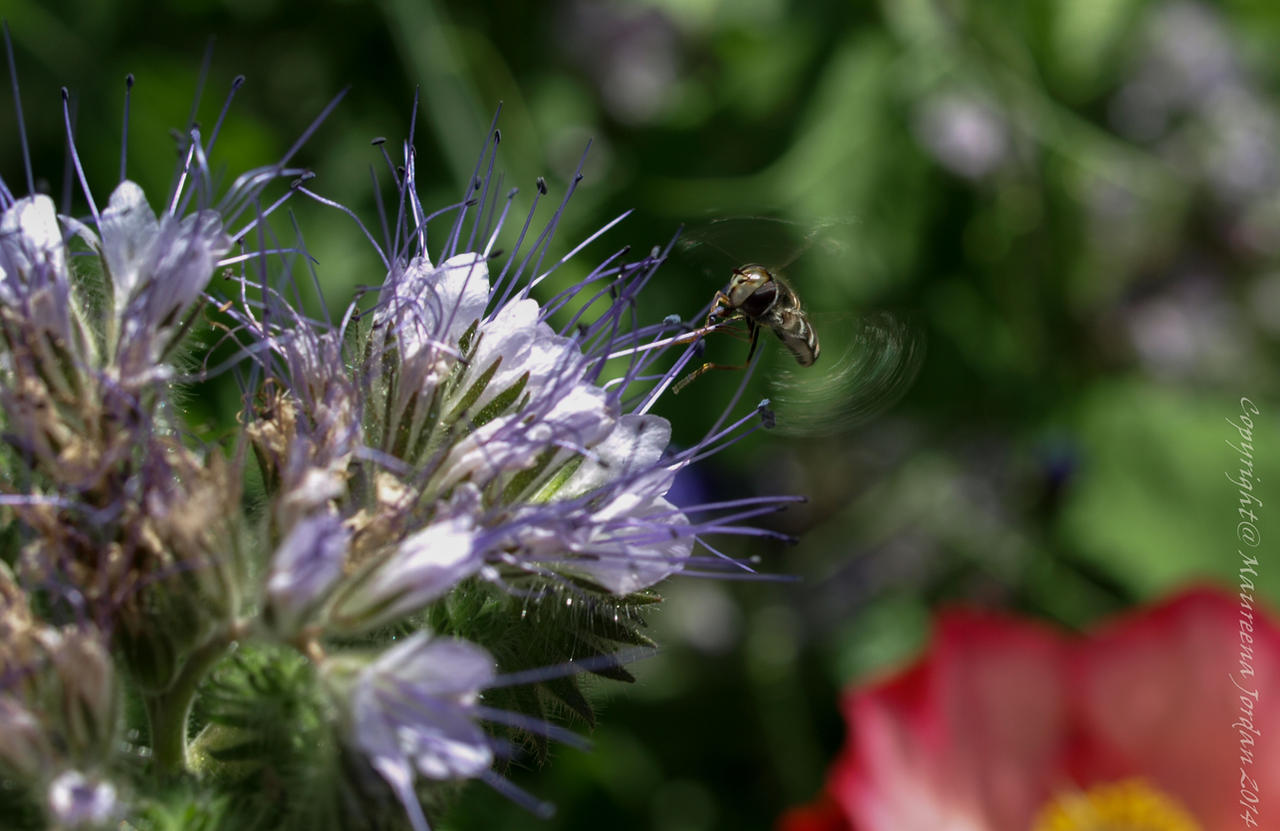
[265,513,349,633]
[47,770,118,827]
[384,253,490,361]
[100,181,230,339]
[462,298,591,412]
[352,684,433,831]
[331,512,480,631]
[438,384,615,491]
[536,382,616,452]
[99,180,159,307]
[438,415,542,488]
[460,298,541,399]
[375,634,496,696]
[409,713,493,780]
[353,633,496,785]
[0,195,67,305]
[561,413,671,497]
[11,195,64,250]
[571,498,692,594]
[434,254,491,344]
[130,207,230,320]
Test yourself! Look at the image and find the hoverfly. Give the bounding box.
[670,217,923,436]
[672,263,819,394]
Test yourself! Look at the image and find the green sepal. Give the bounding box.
[467,370,529,431]
[427,578,660,760]
[456,318,479,354]
[541,675,595,727]
[444,356,502,425]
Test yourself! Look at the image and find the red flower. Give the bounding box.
[779,588,1280,831]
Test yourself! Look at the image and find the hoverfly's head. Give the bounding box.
[725,264,774,307]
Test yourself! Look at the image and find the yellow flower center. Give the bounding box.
[1029,779,1203,831]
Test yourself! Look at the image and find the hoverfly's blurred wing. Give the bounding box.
[676,216,855,276]
[767,310,924,437]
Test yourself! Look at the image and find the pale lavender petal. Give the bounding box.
[266,512,350,634]
[46,770,118,827]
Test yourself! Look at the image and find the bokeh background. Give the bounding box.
[4,0,1279,828]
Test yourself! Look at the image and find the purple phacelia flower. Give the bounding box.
[45,769,118,828]
[3,34,800,828]
[343,633,496,831]
[0,195,77,345]
[265,511,351,636]
[246,128,792,639]
[68,179,232,388]
[237,119,797,824]
[329,485,485,633]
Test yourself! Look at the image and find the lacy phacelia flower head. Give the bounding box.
[248,131,790,642]
[0,70,330,670]
[0,57,343,818]
[240,124,795,823]
[2,47,797,829]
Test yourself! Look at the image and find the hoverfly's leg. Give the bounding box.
[744,319,761,362]
[672,362,728,394]
[672,322,761,395]
[665,296,746,348]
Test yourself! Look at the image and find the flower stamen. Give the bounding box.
[1030,778,1203,831]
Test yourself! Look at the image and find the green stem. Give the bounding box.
[146,634,231,778]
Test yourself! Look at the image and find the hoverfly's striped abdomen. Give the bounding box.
[759,274,819,367]
[772,306,819,366]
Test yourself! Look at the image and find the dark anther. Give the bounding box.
[60,87,69,101]
[231,75,246,89]
[757,399,777,430]
[536,177,547,195]
[124,74,134,88]
[370,136,387,146]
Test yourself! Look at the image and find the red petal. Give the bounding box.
[1069,586,1280,828]
[800,587,1280,831]
[831,610,1069,831]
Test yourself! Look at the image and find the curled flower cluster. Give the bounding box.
[0,53,792,831]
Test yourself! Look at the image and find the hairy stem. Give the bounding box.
[146,634,232,777]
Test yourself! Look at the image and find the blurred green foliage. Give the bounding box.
[4,0,1279,828]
